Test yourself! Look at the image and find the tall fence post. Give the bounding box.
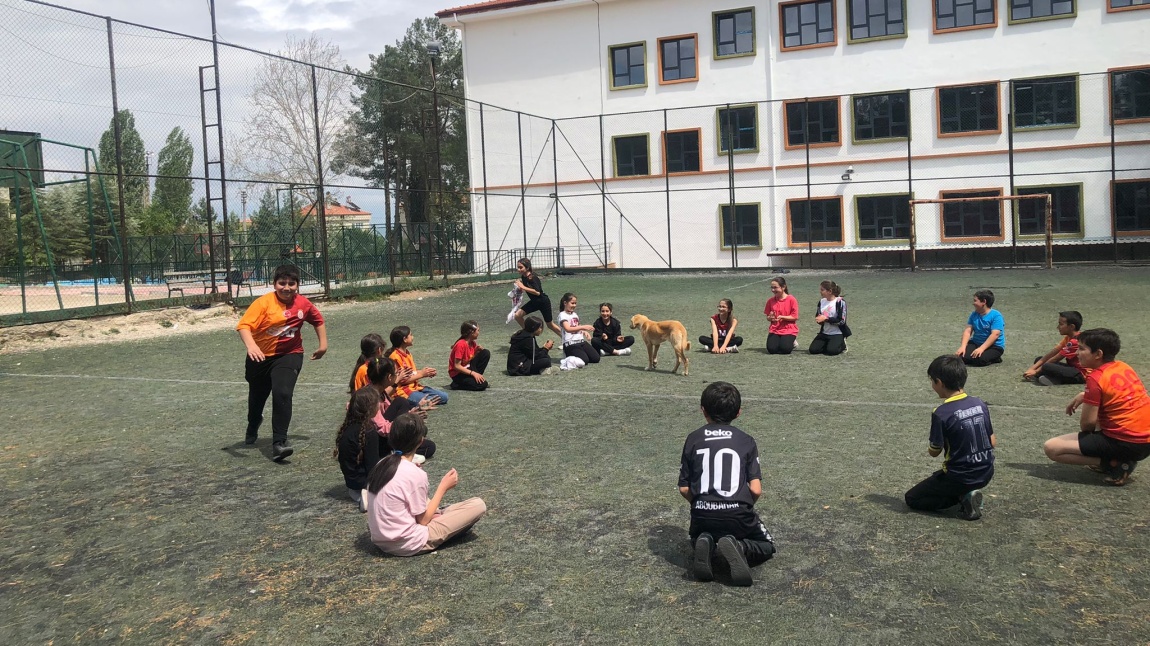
[106,18,133,312]
[804,98,813,263]
[310,64,331,296]
[599,114,608,268]
[663,108,672,269]
[909,201,918,271]
[480,104,491,275]
[208,0,230,297]
[907,89,914,270]
[725,104,737,269]
[1109,77,1119,264]
[517,112,527,254]
[552,119,560,266]
[1007,79,1017,265]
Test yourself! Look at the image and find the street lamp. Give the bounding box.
[426,40,443,226]
[240,189,248,224]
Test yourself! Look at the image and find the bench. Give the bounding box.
[228,270,255,297]
[165,270,226,298]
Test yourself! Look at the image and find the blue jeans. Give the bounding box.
[409,386,450,406]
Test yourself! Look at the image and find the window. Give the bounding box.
[658,35,697,84]
[1114,180,1150,233]
[941,189,1003,240]
[788,197,843,245]
[717,105,758,153]
[938,83,1000,136]
[1112,67,1150,122]
[1009,0,1075,22]
[609,43,646,89]
[856,194,911,241]
[1109,0,1150,11]
[781,0,836,50]
[664,130,701,173]
[784,98,840,148]
[934,0,996,32]
[714,8,755,58]
[1013,75,1078,129]
[613,135,649,177]
[1016,185,1081,236]
[849,0,907,42]
[853,91,909,142]
[719,203,762,248]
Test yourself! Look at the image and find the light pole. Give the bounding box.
[144,150,154,206]
[240,189,248,221]
[426,40,443,225]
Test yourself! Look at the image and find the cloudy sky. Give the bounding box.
[1,0,453,226]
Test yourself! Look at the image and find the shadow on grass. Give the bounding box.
[1000,461,1108,486]
[648,524,690,573]
[218,434,312,464]
[352,528,482,558]
[863,493,913,515]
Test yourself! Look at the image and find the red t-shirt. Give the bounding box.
[1082,360,1150,443]
[448,339,478,378]
[236,292,323,357]
[1056,334,1088,377]
[764,294,799,336]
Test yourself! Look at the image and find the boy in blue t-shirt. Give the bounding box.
[905,355,997,521]
[679,382,775,586]
[955,289,1005,367]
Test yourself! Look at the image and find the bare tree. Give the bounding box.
[231,35,352,187]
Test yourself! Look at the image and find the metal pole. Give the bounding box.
[1109,83,1119,264]
[84,153,100,306]
[197,65,217,299]
[14,187,26,315]
[552,119,560,266]
[107,18,133,311]
[310,64,332,295]
[909,201,918,271]
[907,89,914,270]
[804,98,813,262]
[1007,79,1017,265]
[518,112,527,254]
[663,109,673,269]
[209,0,230,296]
[1045,194,1054,270]
[725,104,737,269]
[480,104,492,275]
[600,115,608,268]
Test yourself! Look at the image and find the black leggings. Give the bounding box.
[766,334,796,355]
[1034,356,1085,385]
[592,336,635,355]
[699,335,743,350]
[808,333,845,356]
[245,353,303,444]
[563,341,600,364]
[905,470,987,512]
[963,342,1003,367]
[450,349,491,391]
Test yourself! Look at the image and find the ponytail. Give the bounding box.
[820,280,841,298]
[366,413,427,494]
[348,333,386,393]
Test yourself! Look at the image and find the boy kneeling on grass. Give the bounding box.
[1043,328,1150,486]
[905,355,996,521]
[679,381,775,586]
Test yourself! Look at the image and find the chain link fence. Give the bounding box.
[1,1,1148,324]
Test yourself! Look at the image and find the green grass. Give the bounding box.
[2,267,1150,644]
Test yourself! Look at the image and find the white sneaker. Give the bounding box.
[599,349,607,357]
[560,357,576,370]
[540,367,554,375]
[413,454,427,466]
[728,345,739,353]
[619,347,631,356]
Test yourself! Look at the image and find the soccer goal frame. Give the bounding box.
[908,193,1054,271]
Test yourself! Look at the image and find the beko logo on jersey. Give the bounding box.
[704,429,733,438]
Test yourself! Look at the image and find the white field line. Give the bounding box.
[0,371,1064,413]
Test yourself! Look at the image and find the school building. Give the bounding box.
[438,0,1150,269]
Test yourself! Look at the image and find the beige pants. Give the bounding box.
[419,497,487,553]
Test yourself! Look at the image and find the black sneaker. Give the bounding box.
[959,489,983,521]
[272,442,294,462]
[244,434,258,445]
[692,533,714,582]
[1105,460,1137,486]
[716,536,752,586]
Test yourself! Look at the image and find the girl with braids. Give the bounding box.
[366,414,487,556]
[334,387,383,512]
[365,356,436,459]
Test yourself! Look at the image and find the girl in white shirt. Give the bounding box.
[556,292,600,369]
[808,280,849,356]
[365,414,486,556]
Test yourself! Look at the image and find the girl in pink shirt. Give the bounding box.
[365,414,487,556]
[764,276,799,355]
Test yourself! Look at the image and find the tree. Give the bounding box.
[231,35,352,187]
[336,17,469,229]
[143,127,195,235]
[97,110,147,224]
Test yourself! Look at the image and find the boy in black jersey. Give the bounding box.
[905,355,996,521]
[679,381,775,586]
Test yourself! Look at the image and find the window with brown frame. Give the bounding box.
[1111,67,1150,122]
[941,189,1003,240]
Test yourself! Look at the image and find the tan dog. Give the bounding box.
[629,314,690,376]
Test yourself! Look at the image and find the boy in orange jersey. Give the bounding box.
[236,265,327,461]
[1043,329,1150,486]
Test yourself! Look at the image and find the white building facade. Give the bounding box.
[439,0,1150,269]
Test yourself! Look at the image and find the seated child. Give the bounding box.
[700,298,743,354]
[1043,328,1150,486]
[507,316,555,376]
[679,381,775,586]
[365,414,487,556]
[365,357,436,461]
[449,320,491,391]
[905,355,996,521]
[592,303,634,357]
[349,333,386,393]
[1024,311,1087,386]
[335,387,384,512]
[388,326,449,406]
[955,289,1004,366]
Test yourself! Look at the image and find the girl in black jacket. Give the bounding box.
[507,316,555,376]
[591,302,634,357]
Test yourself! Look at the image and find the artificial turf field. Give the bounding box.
[2,266,1150,645]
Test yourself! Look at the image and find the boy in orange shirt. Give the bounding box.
[236,265,327,461]
[1043,328,1150,486]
